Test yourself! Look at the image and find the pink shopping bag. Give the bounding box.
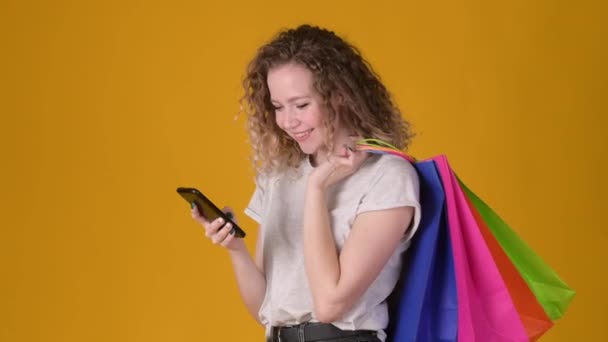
[433,156,528,342]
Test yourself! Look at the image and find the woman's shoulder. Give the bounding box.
[253,157,310,188]
[362,153,417,178]
[347,153,419,195]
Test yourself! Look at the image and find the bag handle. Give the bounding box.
[355,138,417,163]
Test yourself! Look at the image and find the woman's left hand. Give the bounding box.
[308,143,368,190]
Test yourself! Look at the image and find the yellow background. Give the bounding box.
[1,0,605,341]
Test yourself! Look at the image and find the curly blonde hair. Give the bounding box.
[241,25,413,174]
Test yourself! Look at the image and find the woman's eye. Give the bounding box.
[296,103,309,109]
[273,106,283,111]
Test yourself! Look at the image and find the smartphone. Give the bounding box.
[177,187,246,238]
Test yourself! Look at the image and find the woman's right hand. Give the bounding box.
[191,205,245,251]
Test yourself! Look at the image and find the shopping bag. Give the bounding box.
[387,161,458,342]
[358,138,574,340]
[464,192,553,340]
[460,181,576,320]
[433,156,528,341]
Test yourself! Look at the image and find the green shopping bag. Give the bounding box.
[460,181,576,320]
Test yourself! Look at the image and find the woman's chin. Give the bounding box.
[300,148,315,156]
[297,142,317,155]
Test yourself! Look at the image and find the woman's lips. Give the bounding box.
[293,129,313,142]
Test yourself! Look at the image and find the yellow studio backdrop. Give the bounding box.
[1,0,605,341]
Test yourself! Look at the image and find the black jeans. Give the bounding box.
[266,323,381,342]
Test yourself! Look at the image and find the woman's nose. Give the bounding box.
[282,109,300,129]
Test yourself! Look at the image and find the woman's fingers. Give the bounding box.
[190,204,209,224]
[332,146,366,169]
[205,217,227,237]
[191,206,223,234]
[220,231,235,247]
[189,204,240,250]
[222,206,237,224]
[212,222,233,245]
[200,215,233,245]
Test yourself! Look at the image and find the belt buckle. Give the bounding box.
[275,323,307,342]
[298,322,308,341]
[277,326,282,342]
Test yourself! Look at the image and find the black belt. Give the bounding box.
[269,322,377,342]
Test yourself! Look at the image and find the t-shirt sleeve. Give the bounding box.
[356,156,422,242]
[244,174,266,224]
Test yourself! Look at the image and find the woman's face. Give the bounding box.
[267,62,331,159]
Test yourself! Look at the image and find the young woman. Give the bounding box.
[192,24,421,342]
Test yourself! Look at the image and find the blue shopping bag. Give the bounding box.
[387,160,458,342]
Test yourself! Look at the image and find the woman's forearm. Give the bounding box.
[228,243,266,325]
[302,184,342,321]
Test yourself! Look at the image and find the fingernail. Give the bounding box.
[218,217,224,224]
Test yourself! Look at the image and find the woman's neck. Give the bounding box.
[310,129,353,166]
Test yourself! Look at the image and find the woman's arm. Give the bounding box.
[192,208,266,324]
[227,231,266,324]
[303,184,413,323]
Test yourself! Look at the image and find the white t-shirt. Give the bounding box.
[245,154,421,341]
